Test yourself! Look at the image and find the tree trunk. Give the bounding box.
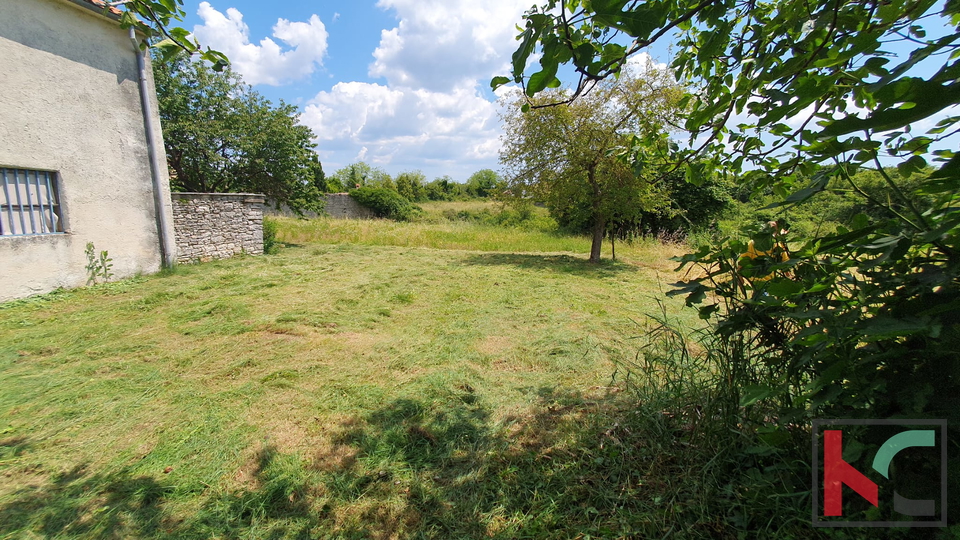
[590,218,604,263]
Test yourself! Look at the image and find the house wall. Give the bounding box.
[171,193,264,263]
[0,0,175,302]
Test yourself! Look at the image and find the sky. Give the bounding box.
[173,1,957,183]
[173,0,561,182]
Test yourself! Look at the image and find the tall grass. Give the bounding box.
[276,216,685,271]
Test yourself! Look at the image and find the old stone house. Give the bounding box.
[0,0,177,302]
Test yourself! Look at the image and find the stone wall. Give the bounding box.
[265,193,375,220]
[171,193,264,263]
[323,193,375,219]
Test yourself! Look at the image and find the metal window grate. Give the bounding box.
[0,168,63,236]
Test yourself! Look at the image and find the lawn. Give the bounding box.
[0,220,719,539]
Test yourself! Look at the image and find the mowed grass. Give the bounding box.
[0,221,711,539]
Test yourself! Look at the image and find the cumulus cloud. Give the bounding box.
[192,2,329,86]
[302,0,533,178]
[369,0,530,91]
[302,80,504,177]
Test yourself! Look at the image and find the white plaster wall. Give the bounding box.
[0,0,175,302]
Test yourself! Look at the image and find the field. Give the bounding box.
[0,216,734,539]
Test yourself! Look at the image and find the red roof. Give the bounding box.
[82,0,123,17]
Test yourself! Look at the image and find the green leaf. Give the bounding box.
[897,155,927,177]
[526,61,559,96]
[854,316,937,340]
[491,76,511,90]
[740,384,781,407]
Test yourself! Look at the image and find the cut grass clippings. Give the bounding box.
[0,220,722,539]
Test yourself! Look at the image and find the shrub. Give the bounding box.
[349,187,421,221]
[262,216,279,254]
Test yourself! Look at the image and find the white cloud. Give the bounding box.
[369,0,530,91]
[299,0,533,179]
[302,80,504,178]
[192,2,329,86]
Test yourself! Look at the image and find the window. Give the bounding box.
[0,167,63,236]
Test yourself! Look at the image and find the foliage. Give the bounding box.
[154,54,324,214]
[465,169,504,198]
[499,0,960,527]
[105,0,228,69]
[349,187,421,221]
[639,167,732,235]
[499,65,683,261]
[331,162,393,191]
[262,217,279,255]
[423,176,465,201]
[84,242,114,285]
[395,170,428,202]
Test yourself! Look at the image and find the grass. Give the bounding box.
[415,200,507,221]
[276,215,687,270]
[0,218,726,539]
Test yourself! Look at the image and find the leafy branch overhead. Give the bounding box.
[495,0,960,190]
[102,0,228,69]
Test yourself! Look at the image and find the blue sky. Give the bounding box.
[174,0,559,182]
[174,1,957,182]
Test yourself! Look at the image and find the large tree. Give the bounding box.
[154,54,323,213]
[465,169,504,198]
[499,65,683,261]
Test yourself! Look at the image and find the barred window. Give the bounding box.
[1,168,63,236]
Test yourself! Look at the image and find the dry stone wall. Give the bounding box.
[171,193,264,263]
[265,193,374,219]
[322,193,375,219]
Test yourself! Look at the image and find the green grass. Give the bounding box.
[276,215,686,270]
[0,220,724,538]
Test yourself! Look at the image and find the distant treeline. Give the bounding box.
[320,162,503,202]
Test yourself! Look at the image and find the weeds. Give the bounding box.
[84,242,114,285]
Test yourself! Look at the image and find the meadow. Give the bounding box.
[0,214,743,539]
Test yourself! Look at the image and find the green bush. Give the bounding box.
[349,187,421,221]
[262,216,279,254]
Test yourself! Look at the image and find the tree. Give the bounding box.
[155,54,324,213]
[330,162,393,191]
[396,171,428,202]
[425,176,463,201]
[465,169,504,198]
[499,66,683,261]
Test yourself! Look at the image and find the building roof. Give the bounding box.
[83,0,123,17]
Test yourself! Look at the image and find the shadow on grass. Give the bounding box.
[0,444,319,540]
[459,252,638,277]
[313,385,734,539]
[0,387,760,539]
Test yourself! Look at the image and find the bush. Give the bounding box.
[262,217,279,254]
[349,187,421,221]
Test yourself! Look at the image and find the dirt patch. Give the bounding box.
[474,335,514,356]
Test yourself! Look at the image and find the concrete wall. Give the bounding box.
[265,193,375,220]
[171,193,264,263]
[0,0,175,302]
